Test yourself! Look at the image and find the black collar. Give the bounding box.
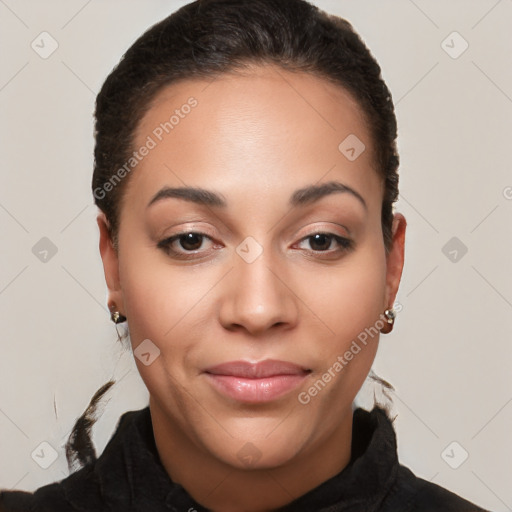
[62,405,399,512]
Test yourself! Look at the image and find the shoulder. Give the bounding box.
[0,408,146,512]
[358,406,492,512]
[382,463,492,512]
[0,465,95,512]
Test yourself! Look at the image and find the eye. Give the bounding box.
[157,231,215,259]
[157,230,353,260]
[296,232,353,255]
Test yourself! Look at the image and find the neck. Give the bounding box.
[150,396,354,512]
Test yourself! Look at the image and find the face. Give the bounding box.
[98,63,406,470]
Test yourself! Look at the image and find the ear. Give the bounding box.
[384,213,406,309]
[97,212,124,315]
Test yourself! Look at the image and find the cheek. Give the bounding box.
[118,244,203,339]
[117,245,222,392]
[296,246,387,416]
[302,246,387,347]
[117,254,197,404]
[119,230,387,348]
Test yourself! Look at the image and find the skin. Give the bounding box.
[97,63,406,512]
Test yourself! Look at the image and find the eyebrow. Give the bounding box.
[147,180,367,211]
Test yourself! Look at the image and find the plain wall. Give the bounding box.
[0,1,511,511]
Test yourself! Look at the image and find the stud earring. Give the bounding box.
[109,304,127,343]
[110,310,127,324]
[380,308,396,334]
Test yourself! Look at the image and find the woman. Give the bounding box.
[0,0,491,510]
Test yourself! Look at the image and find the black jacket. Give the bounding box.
[0,406,491,511]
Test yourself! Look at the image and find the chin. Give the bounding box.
[205,420,309,470]
[219,441,302,471]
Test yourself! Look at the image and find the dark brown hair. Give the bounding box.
[92,0,399,253]
[71,0,399,470]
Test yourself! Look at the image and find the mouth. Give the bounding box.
[203,359,312,403]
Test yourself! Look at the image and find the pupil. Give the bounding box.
[180,233,202,251]
[311,234,330,251]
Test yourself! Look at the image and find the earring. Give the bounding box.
[109,304,127,342]
[110,310,127,324]
[380,308,396,334]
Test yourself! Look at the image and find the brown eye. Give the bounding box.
[177,233,204,251]
[296,232,354,257]
[308,233,333,251]
[157,231,214,259]
[305,233,352,252]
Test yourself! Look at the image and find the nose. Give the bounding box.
[218,246,299,336]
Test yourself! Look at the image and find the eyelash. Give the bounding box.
[157,231,354,260]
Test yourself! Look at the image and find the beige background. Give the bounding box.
[1,1,511,511]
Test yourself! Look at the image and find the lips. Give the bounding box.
[203,360,311,403]
[205,359,310,378]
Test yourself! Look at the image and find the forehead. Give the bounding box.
[125,63,382,212]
